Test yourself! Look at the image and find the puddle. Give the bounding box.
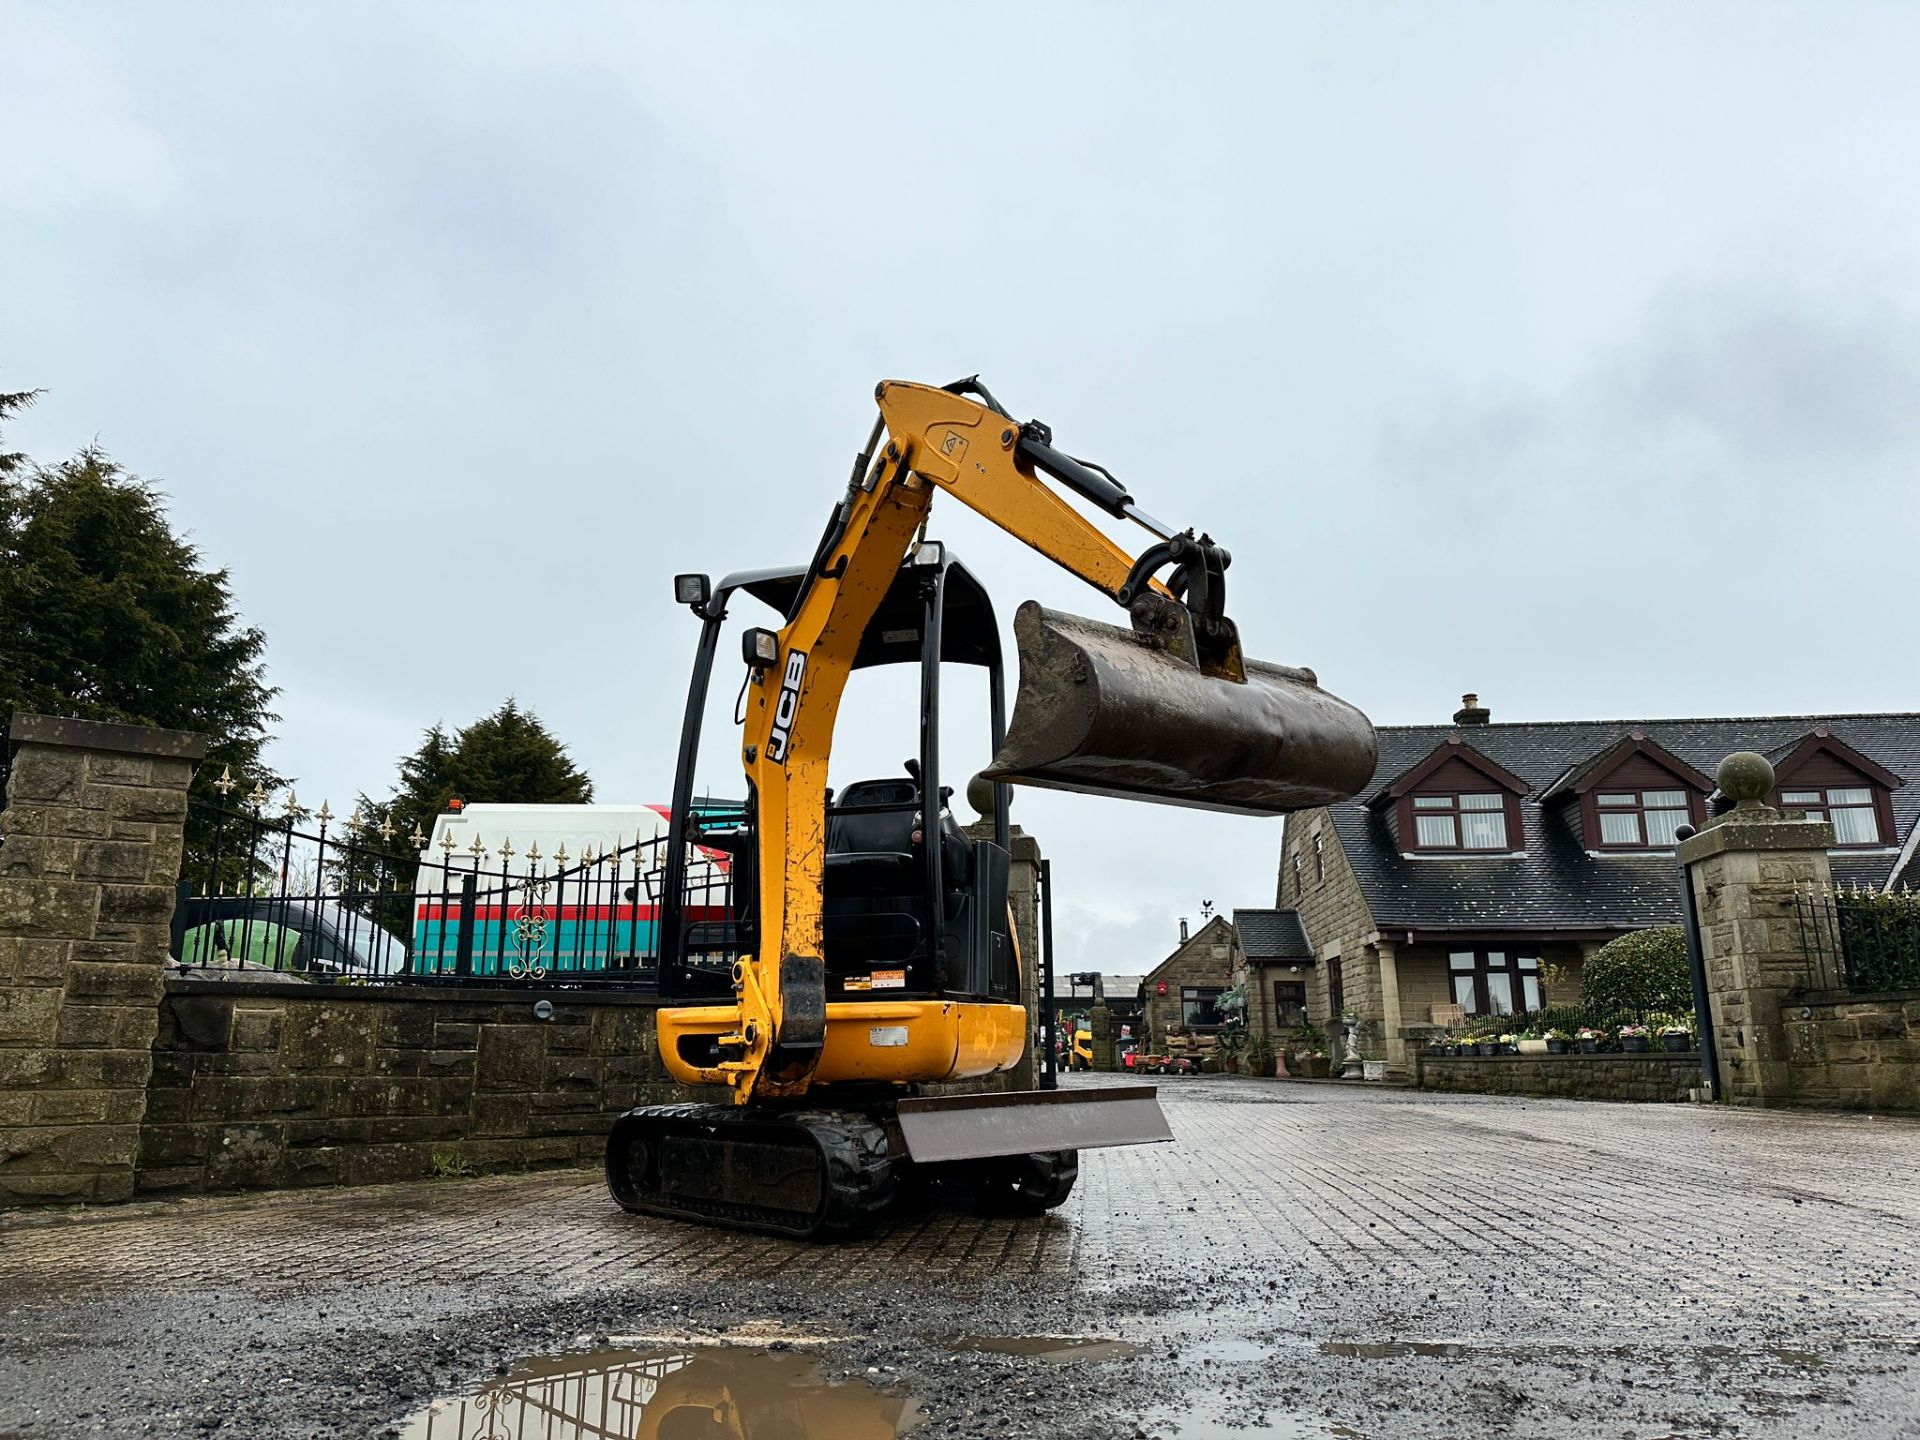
[1321,1340,1471,1360]
[960,1334,1143,1362]
[396,1345,917,1439]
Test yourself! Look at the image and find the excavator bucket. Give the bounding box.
[983,601,1377,817]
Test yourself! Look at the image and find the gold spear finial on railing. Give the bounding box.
[554,843,569,867]
[284,790,310,824]
[214,765,236,797]
[379,814,397,843]
[498,836,515,862]
[349,802,366,831]
[316,800,334,826]
[581,844,596,868]
[411,823,427,851]
[526,841,541,863]
[248,779,269,809]
[439,830,457,855]
[469,834,487,860]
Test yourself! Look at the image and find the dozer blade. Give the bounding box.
[895,1085,1172,1164]
[983,601,1376,817]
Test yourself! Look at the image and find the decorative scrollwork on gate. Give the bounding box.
[508,875,552,980]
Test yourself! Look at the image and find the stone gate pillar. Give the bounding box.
[1678,752,1833,1107]
[966,806,1043,1090]
[0,714,206,1204]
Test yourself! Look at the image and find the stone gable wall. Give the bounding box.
[1140,917,1238,1043]
[1277,808,1376,1029]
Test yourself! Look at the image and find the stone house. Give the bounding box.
[1276,697,1920,1077]
[1233,907,1315,1040]
[1138,914,1238,1044]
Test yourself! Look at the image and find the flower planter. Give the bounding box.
[1516,1039,1548,1056]
[1660,1032,1691,1053]
[1546,1039,1569,1055]
[1362,1060,1387,1081]
[1621,1036,1650,1053]
[1577,1038,1599,1054]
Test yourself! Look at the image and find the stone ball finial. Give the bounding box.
[1716,751,1775,806]
[966,772,998,818]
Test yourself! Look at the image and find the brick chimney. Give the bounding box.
[1453,692,1491,726]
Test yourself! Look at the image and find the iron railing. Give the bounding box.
[1795,882,1920,994]
[172,787,741,989]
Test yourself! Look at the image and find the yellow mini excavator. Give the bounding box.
[605,378,1376,1238]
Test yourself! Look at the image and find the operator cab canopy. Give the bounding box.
[720,556,1001,671]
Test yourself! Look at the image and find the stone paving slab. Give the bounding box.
[2,1076,1918,1437]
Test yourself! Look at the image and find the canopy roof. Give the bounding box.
[718,554,1002,669]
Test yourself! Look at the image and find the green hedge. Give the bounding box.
[1581,927,1694,1016]
[1837,890,1920,991]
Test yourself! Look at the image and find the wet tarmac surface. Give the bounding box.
[2,1074,1919,1438]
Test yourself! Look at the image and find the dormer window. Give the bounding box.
[1768,729,1902,850]
[1369,737,1530,858]
[1536,731,1712,854]
[1596,789,1692,848]
[1780,786,1880,845]
[1412,792,1508,850]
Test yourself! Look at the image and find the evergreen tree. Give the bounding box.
[0,395,276,880]
[337,701,594,925]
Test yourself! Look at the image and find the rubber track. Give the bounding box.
[605,1102,896,1240]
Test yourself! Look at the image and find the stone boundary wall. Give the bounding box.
[141,978,1030,1196]
[2,713,1047,1207]
[1414,1053,1702,1103]
[1780,990,1920,1112]
[139,980,711,1193]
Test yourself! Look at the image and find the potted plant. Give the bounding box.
[1657,1020,1692,1053]
[1516,1028,1549,1056]
[1244,1035,1276,1078]
[1575,1026,1603,1055]
[1544,1028,1571,1055]
[1619,1023,1651,1053]
[1496,1032,1517,1056]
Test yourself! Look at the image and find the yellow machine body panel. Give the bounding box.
[659,999,1028,1089]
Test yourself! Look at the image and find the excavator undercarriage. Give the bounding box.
[605,378,1375,1239]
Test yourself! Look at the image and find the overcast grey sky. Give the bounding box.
[5,3,1918,974]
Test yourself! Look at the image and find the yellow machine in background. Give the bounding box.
[606,378,1376,1237]
[1070,1025,1095,1072]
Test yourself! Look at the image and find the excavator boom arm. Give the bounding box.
[712,380,1374,1103]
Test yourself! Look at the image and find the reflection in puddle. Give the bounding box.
[398,1346,916,1439]
[961,1335,1144,1363]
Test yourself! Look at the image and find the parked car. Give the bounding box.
[173,896,407,979]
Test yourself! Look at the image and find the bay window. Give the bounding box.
[1447,950,1543,1016]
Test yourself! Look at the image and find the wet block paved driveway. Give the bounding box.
[2,1076,1918,1438]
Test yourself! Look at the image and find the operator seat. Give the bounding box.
[825,775,970,899]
